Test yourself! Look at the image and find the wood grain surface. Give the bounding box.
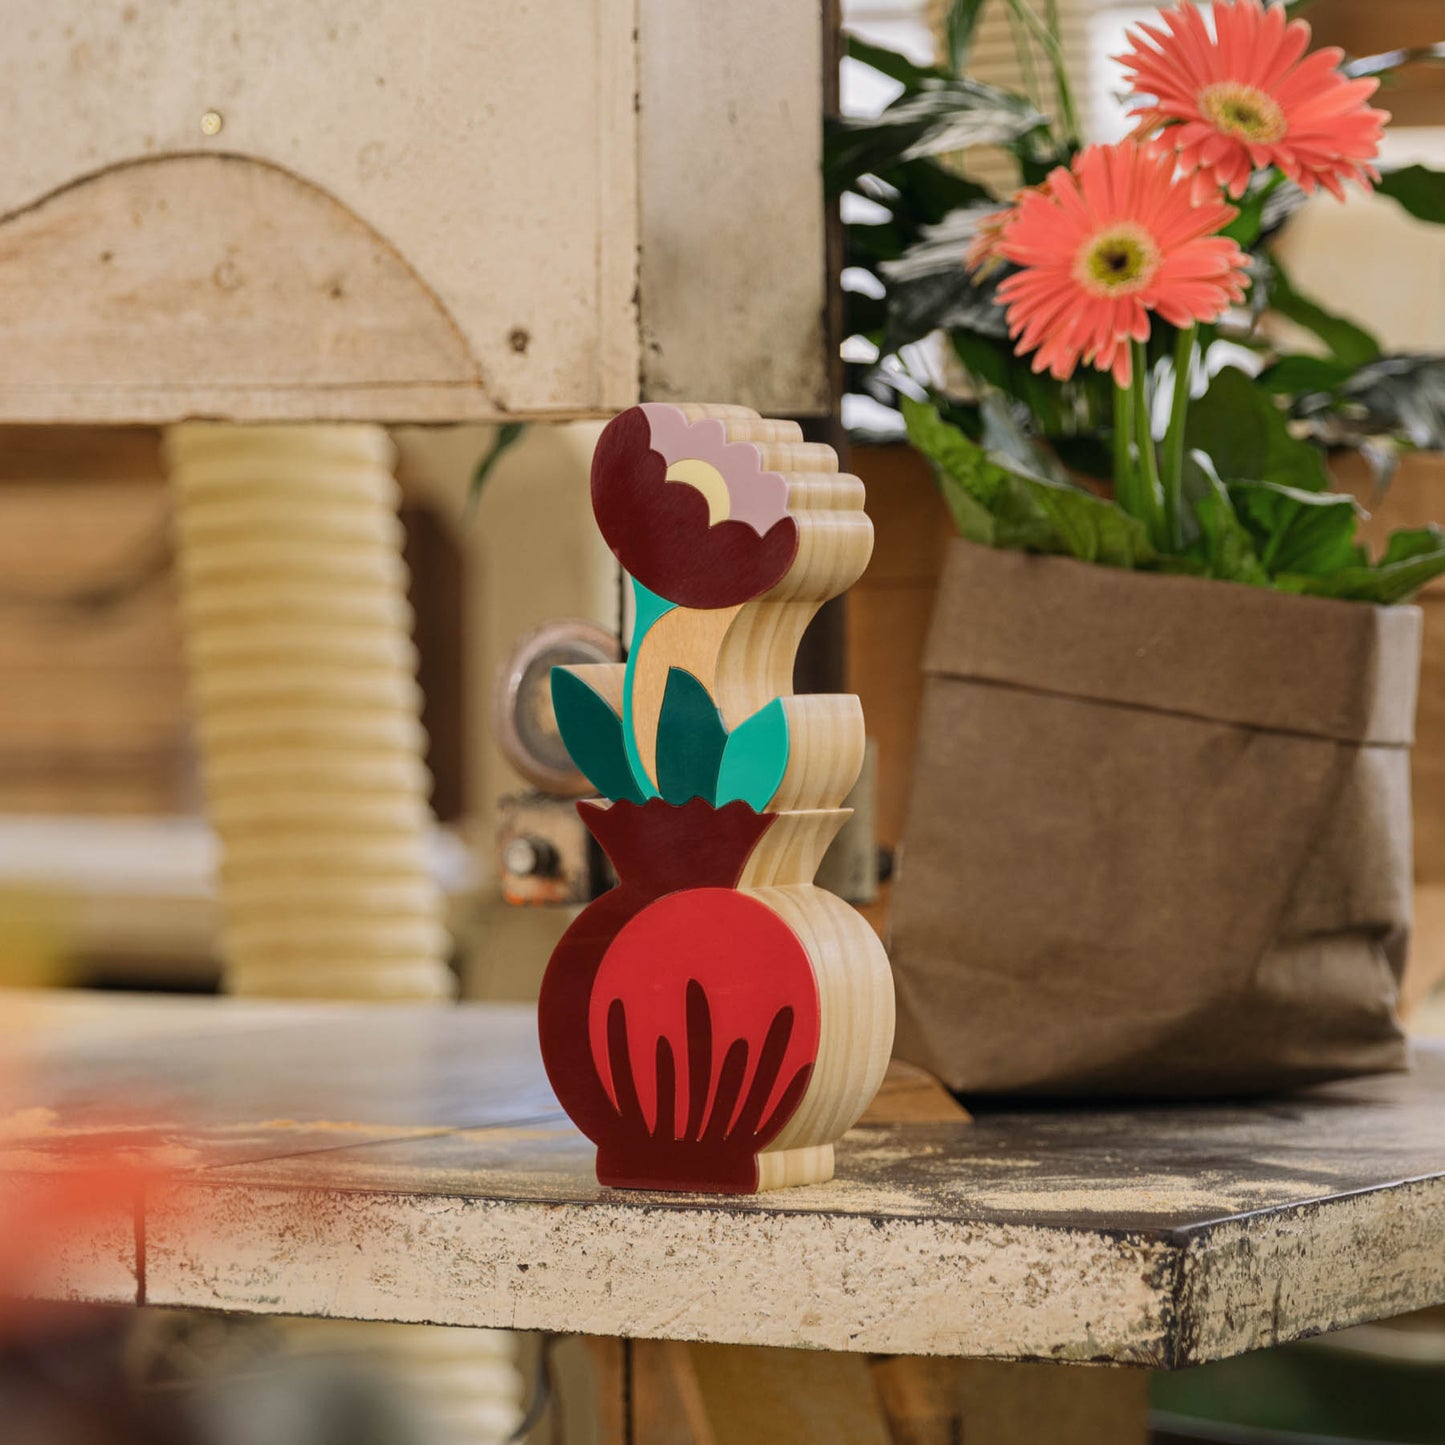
[0,0,826,421]
[4,991,1443,1367]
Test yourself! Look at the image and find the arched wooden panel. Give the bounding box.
[0,157,483,423]
[0,0,828,423]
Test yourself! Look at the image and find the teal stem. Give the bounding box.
[1130,342,1165,547]
[620,575,673,801]
[1162,324,1196,551]
[1112,381,1138,522]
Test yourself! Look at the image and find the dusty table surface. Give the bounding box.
[3,990,1443,1367]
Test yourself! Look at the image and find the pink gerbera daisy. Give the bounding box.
[1117,0,1389,202]
[995,141,1248,388]
[964,198,1024,276]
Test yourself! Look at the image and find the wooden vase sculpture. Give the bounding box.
[538,404,894,1193]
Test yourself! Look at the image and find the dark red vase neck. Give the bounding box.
[579,798,774,897]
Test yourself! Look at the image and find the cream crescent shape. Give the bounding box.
[664,458,732,527]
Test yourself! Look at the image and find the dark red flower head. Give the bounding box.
[591,405,799,609]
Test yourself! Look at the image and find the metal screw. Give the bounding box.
[200,111,224,137]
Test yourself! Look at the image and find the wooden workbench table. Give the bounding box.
[5,990,1444,1376]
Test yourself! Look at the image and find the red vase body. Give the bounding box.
[538,799,820,1192]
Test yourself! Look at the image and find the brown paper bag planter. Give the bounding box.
[890,540,1422,1098]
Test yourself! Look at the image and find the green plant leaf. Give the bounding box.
[1383,524,1445,566]
[716,699,790,812]
[1185,453,1269,585]
[1256,355,1357,395]
[825,80,1044,192]
[1376,163,1445,225]
[465,423,525,517]
[1184,366,1332,493]
[1288,535,1445,604]
[550,669,647,805]
[1287,354,1445,467]
[865,158,995,226]
[1344,43,1445,83]
[655,668,729,806]
[878,211,1012,351]
[1220,175,1307,249]
[944,0,990,73]
[902,396,1155,567]
[1334,354,1445,451]
[844,34,946,90]
[1267,263,1381,368]
[1228,480,1364,578]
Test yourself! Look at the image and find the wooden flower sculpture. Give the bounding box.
[539,403,894,1193]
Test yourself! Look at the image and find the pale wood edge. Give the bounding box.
[20,1171,1445,1365]
[0,391,632,426]
[137,1179,1177,1362]
[1171,1174,1445,1368]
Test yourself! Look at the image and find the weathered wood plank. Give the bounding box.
[0,0,828,422]
[637,0,829,415]
[0,1,638,422]
[7,993,1445,1365]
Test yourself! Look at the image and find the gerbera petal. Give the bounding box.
[993,138,1248,386]
[1116,0,1387,201]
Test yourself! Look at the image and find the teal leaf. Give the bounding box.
[1184,366,1332,493]
[716,699,790,812]
[655,668,729,806]
[550,668,646,805]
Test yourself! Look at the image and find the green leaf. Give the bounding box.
[1184,366,1332,493]
[825,80,1045,192]
[943,0,990,73]
[901,393,1001,543]
[980,394,1069,484]
[879,211,1012,351]
[1290,539,1445,605]
[844,34,945,90]
[550,668,647,805]
[1268,263,1381,368]
[1185,454,1269,586]
[1344,43,1445,83]
[1256,355,1357,395]
[1331,355,1445,452]
[902,396,1155,567]
[1376,164,1445,225]
[655,668,729,806]
[865,158,994,226]
[465,423,525,516]
[716,699,790,812]
[1383,525,1445,566]
[1228,480,1364,578]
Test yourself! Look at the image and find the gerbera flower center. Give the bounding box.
[1198,81,1287,144]
[1072,224,1160,297]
